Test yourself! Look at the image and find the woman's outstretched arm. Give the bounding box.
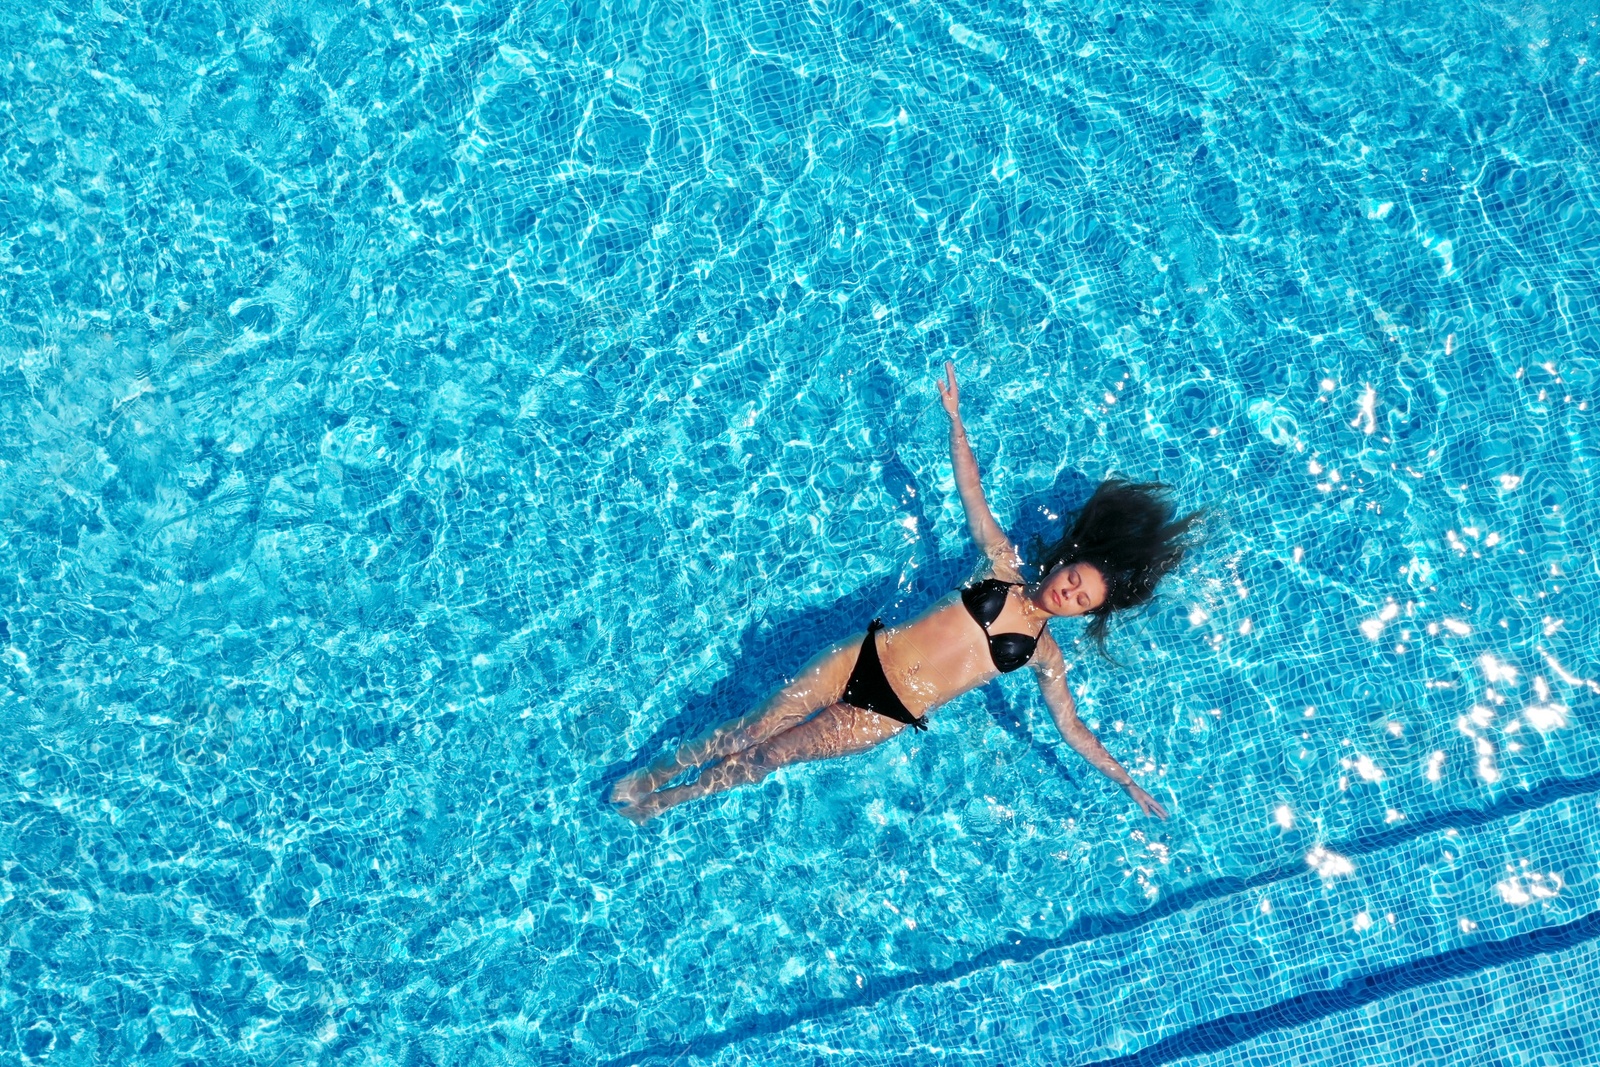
[935,361,1018,571]
[1029,628,1169,819]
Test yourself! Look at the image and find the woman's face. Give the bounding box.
[1037,562,1108,617]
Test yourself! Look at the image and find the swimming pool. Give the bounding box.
[4,0,1598,1062]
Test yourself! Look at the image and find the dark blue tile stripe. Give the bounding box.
[601,769,1600,1067]
[1086,906,1600,1067]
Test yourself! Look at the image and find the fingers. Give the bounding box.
[1127,783,1169,820]
[936,361,959,411]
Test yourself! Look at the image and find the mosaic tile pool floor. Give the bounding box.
[2,0,1598,1063]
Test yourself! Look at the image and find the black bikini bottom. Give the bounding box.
[840,619,928,731]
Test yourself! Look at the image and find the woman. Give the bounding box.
[611,363,1199,823]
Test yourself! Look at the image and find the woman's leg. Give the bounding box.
[622,700,905,822]
[610,636,862,808]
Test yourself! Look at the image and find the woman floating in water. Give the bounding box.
[612,363,1200,823]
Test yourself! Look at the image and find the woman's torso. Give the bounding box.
[871,583,1045,715]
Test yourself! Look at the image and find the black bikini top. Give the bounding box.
[960,579,1045,673]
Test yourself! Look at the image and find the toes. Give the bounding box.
[609,776,648,808]
[617,799,656,825]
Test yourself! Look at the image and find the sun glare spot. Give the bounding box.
[1496,870,1563,906]
[1478,653,1519,685]
[1307,847,1355,879]
[1352,755,1384,782]
[1524,701,1568,733]
[1348,385,1378,434]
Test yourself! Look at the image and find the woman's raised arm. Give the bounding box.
[936,361,1017,570]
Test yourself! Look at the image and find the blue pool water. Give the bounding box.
[3,0,1600,1063]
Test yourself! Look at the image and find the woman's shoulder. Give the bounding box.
[971,551,1027,586]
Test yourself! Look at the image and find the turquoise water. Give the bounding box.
[3,0,1599,1064]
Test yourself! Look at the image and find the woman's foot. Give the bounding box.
[615,794,663,824]
[609,771,652,811]
[610,752,695,804]
[610,768,682,823]
[611,735,774,823]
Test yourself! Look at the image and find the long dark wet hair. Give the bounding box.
[1029,478,1204,655]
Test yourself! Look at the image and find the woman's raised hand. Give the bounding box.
[935,360,961,420]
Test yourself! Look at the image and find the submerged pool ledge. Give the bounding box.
[602,771,1600,1066]
[1087,907,1600,1067]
